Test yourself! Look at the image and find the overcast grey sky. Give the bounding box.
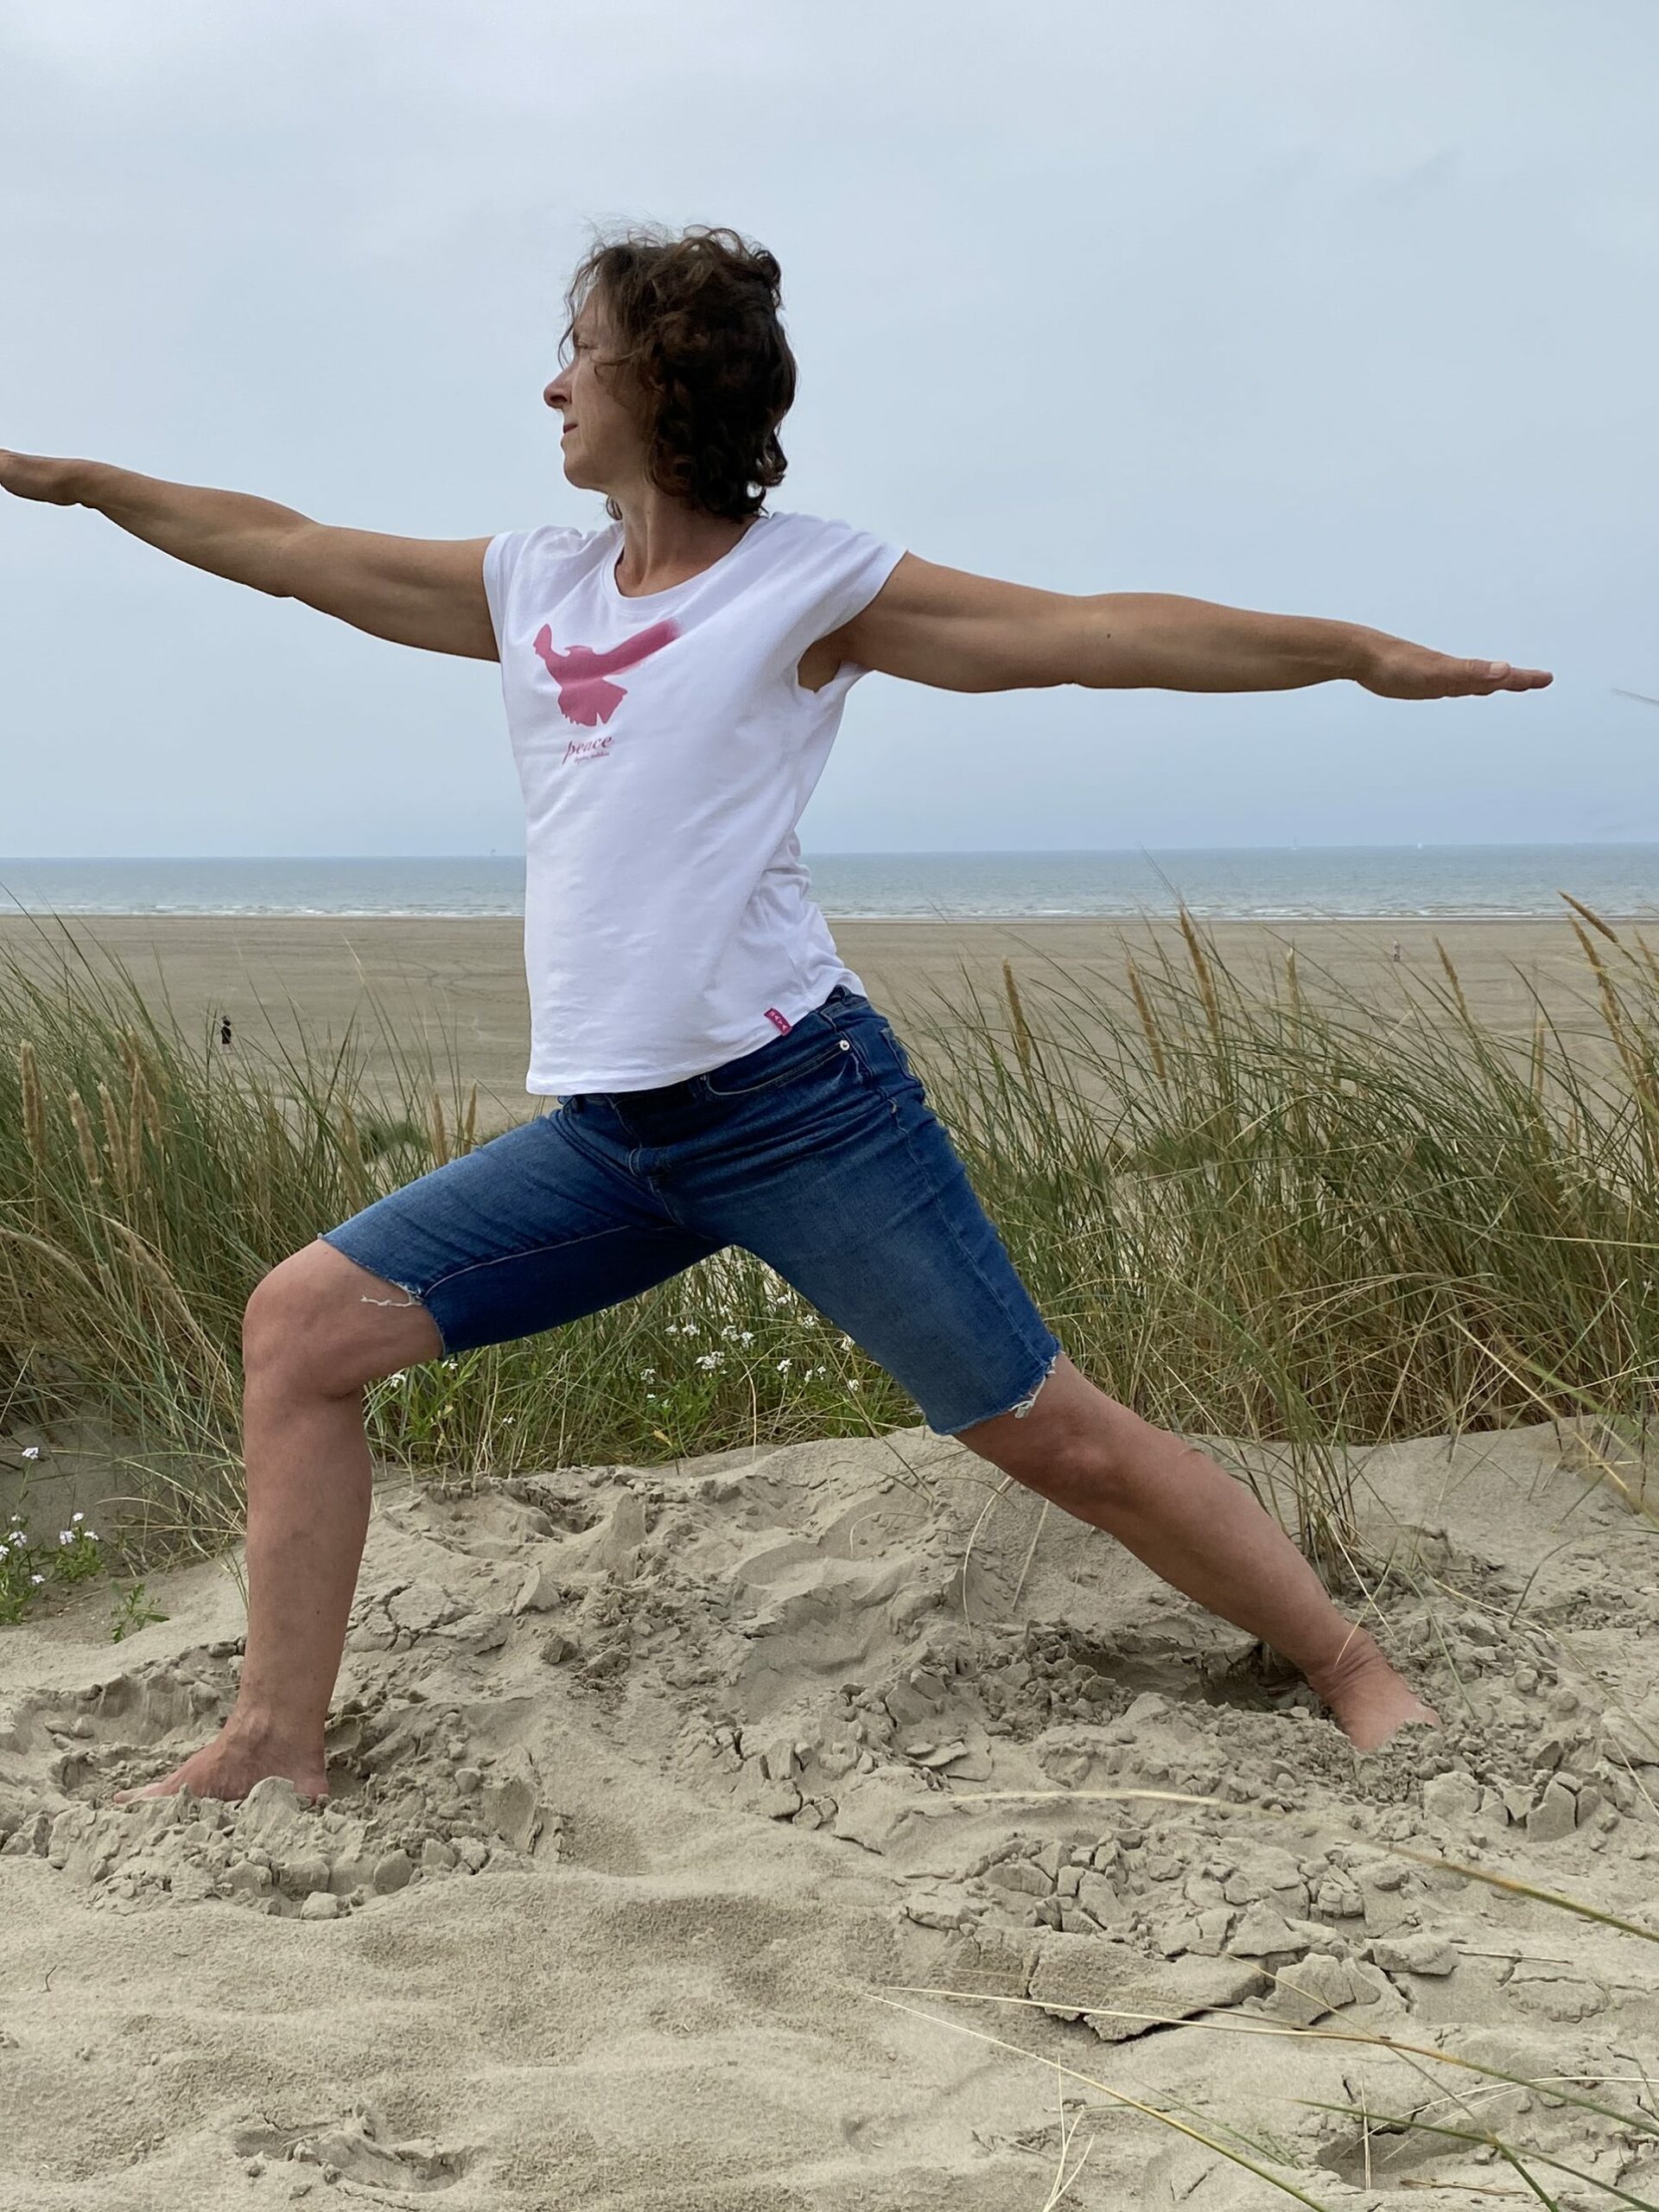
[2,0,1654,857]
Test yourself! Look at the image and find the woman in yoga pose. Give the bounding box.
[0,222,1549,1801]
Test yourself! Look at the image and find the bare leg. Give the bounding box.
[114,1243,442,1804]
[957,1357,1439,1752]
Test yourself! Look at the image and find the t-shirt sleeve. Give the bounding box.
[480,530,526,654]
[810,518,907,634]
[772,514,906,693]
[481,524,593,655]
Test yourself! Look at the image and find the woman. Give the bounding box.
[1,222,1550,1802]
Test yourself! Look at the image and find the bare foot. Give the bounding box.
[112,1719,327,1807]
[1307,1627,1441,1752]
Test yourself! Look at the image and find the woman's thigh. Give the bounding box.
[662,997,1062,1438]
[316,1110,722,1356]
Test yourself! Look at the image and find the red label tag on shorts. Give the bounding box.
[763,1007,791,1034]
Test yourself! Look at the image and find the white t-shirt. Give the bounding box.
[481,509,906,1096]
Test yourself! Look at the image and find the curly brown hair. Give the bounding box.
[561,224,798,523]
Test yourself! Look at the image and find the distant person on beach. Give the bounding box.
[1391,941,1402,962]
[219,1015,233,1049]
[0,223,1551,1803]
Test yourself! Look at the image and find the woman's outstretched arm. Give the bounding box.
[839,552,1552,700]
[0,450,497,661]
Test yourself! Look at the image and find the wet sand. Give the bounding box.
[0,911,1628,1133]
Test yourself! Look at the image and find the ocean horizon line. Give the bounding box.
[2,847,1653,925]
[5,840,1659,862]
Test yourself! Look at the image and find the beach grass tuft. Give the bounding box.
[3,903,1657,1604]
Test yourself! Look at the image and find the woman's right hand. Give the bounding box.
[0,450,92,505]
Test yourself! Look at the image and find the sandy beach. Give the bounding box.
[0,912,1625,1133]
[4,1413,1659,2206]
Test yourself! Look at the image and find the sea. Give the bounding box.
[0,848,1656,923]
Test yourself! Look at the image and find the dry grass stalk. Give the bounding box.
[123,1031,166,1152]
[1573,921,1658,1137]
[1571,914,1611,993]
[461,1082,478,1154]
[67,1089,102,1185]
[17,1039,44,1172]
[1002,959,1034,1084]
[1126,957,1168,1084]
[97,1079,129,1204]
[429,1087,449,1166]
[1558,888,1621,944]
[1178,904,1222,1042]
[1433,938,1470,1024]
[124,1068,148,1196]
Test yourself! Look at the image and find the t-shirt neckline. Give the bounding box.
[601,512,773,607]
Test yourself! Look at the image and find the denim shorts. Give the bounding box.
[316,986,1062,1436]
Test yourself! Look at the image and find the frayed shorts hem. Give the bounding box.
[315,1231,452,1354]
[926,1342,1064,1439]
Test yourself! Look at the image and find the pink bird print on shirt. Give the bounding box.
[531,619,681,728]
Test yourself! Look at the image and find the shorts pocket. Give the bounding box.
[703,1033,854,1098]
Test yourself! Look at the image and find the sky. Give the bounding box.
[1,0,1656,858]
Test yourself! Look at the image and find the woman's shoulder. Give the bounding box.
[511,520,612,561]
[760,508,893,558]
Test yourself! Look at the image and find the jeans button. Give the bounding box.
[838,1039,851,1051]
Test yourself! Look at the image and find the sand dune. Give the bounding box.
[5,1415,1659,2206]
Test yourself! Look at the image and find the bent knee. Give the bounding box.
[244,1241,442,1392]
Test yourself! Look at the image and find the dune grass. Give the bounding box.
[2,899,1656,1604]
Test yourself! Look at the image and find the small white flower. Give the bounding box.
[738,1332,753,1346]
[21,1446,41,1461]
[389,1370,407,1384]
[640,1369,656,1382]
[848,1379,862,1391]
[85,1530,99,1542]
[646,1393,658,1403]
[696,1351,723,1370]
[776,1358,791,1374]
[8,1530,25,1548]
[58,1530,73,1546]
[29,1573,45,1586]
[681,1322,699,1337]
[71,1511,85,1524]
